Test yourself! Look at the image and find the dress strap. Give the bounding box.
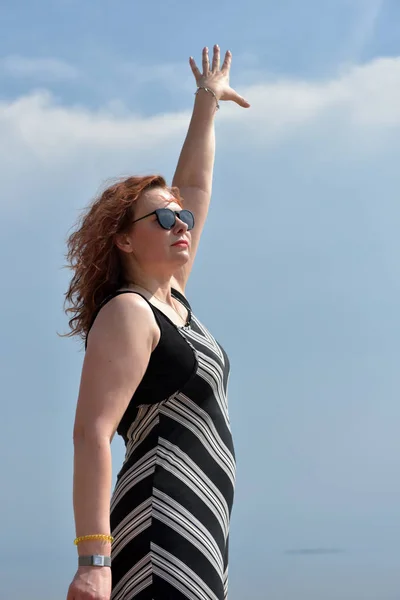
[85,290,163,349]
[171,287,192,312]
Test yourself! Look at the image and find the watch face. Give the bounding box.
[93,556,103,566]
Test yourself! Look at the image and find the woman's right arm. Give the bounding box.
[67,294,158,600]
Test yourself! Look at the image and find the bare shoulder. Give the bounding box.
[87,292,160,353]
[76,292,159,441]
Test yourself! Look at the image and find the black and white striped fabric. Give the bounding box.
[109,304,235,600]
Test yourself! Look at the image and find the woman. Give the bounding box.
[65,45,250,600]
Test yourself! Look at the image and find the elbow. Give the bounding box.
[73,423,112,447]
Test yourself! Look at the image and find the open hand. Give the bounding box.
[190,45,250,108]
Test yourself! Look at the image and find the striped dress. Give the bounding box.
[88,289,235,600]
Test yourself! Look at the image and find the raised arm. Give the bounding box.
[171,45,250,292]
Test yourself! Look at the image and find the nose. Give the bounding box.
[173,216,188,235]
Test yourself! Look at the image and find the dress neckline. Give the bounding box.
[114,287,192,331]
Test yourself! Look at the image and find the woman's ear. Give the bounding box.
[114,232,134,254]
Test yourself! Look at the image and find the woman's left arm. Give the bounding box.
[172,45,250,292]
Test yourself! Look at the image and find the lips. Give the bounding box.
[172,240,189,247]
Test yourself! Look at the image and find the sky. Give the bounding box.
[1,0,400,598]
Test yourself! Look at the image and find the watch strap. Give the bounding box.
[78,554,111,567]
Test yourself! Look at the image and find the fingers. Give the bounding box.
[221,50,232,73]
[211,44,220,72]
[202,47,210,76]
[191,46,227,77]
[189,57,202,82]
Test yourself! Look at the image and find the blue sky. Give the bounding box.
[1,0,400,598]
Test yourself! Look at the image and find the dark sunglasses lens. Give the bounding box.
[156,209,176,229]
[179,210,195,230]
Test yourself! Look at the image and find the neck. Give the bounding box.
[124,277,174,303]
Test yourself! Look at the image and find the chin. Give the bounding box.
[171,251,190,266]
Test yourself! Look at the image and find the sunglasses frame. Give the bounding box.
[132,208,195,230]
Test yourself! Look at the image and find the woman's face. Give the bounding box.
[117,186,191,275]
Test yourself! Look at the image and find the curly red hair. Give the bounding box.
[63,174,181,340]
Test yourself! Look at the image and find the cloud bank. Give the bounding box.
[1,55,400,216]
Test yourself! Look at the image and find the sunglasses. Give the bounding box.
[132,208,195,231]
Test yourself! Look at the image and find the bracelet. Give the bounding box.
[195,86,220,110]
[74,534,114,545]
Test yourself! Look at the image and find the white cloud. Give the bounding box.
[0,90,190,164]
[227,56,400,135]
[1,55,400,214]
[2,56,400,153]
[0,55,79,81]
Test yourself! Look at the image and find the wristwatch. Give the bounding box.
[78,555,111,567]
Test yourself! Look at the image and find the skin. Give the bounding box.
[67,45,249,600]
[115,186,193,328]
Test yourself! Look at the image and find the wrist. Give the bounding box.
[76,540,112,555]
[78,564,110,571]
[195,87,220,111]
[77,565,111,574]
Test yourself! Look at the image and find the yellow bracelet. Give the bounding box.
[74,534,114,546]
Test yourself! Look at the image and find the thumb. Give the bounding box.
[232,91,250,108]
